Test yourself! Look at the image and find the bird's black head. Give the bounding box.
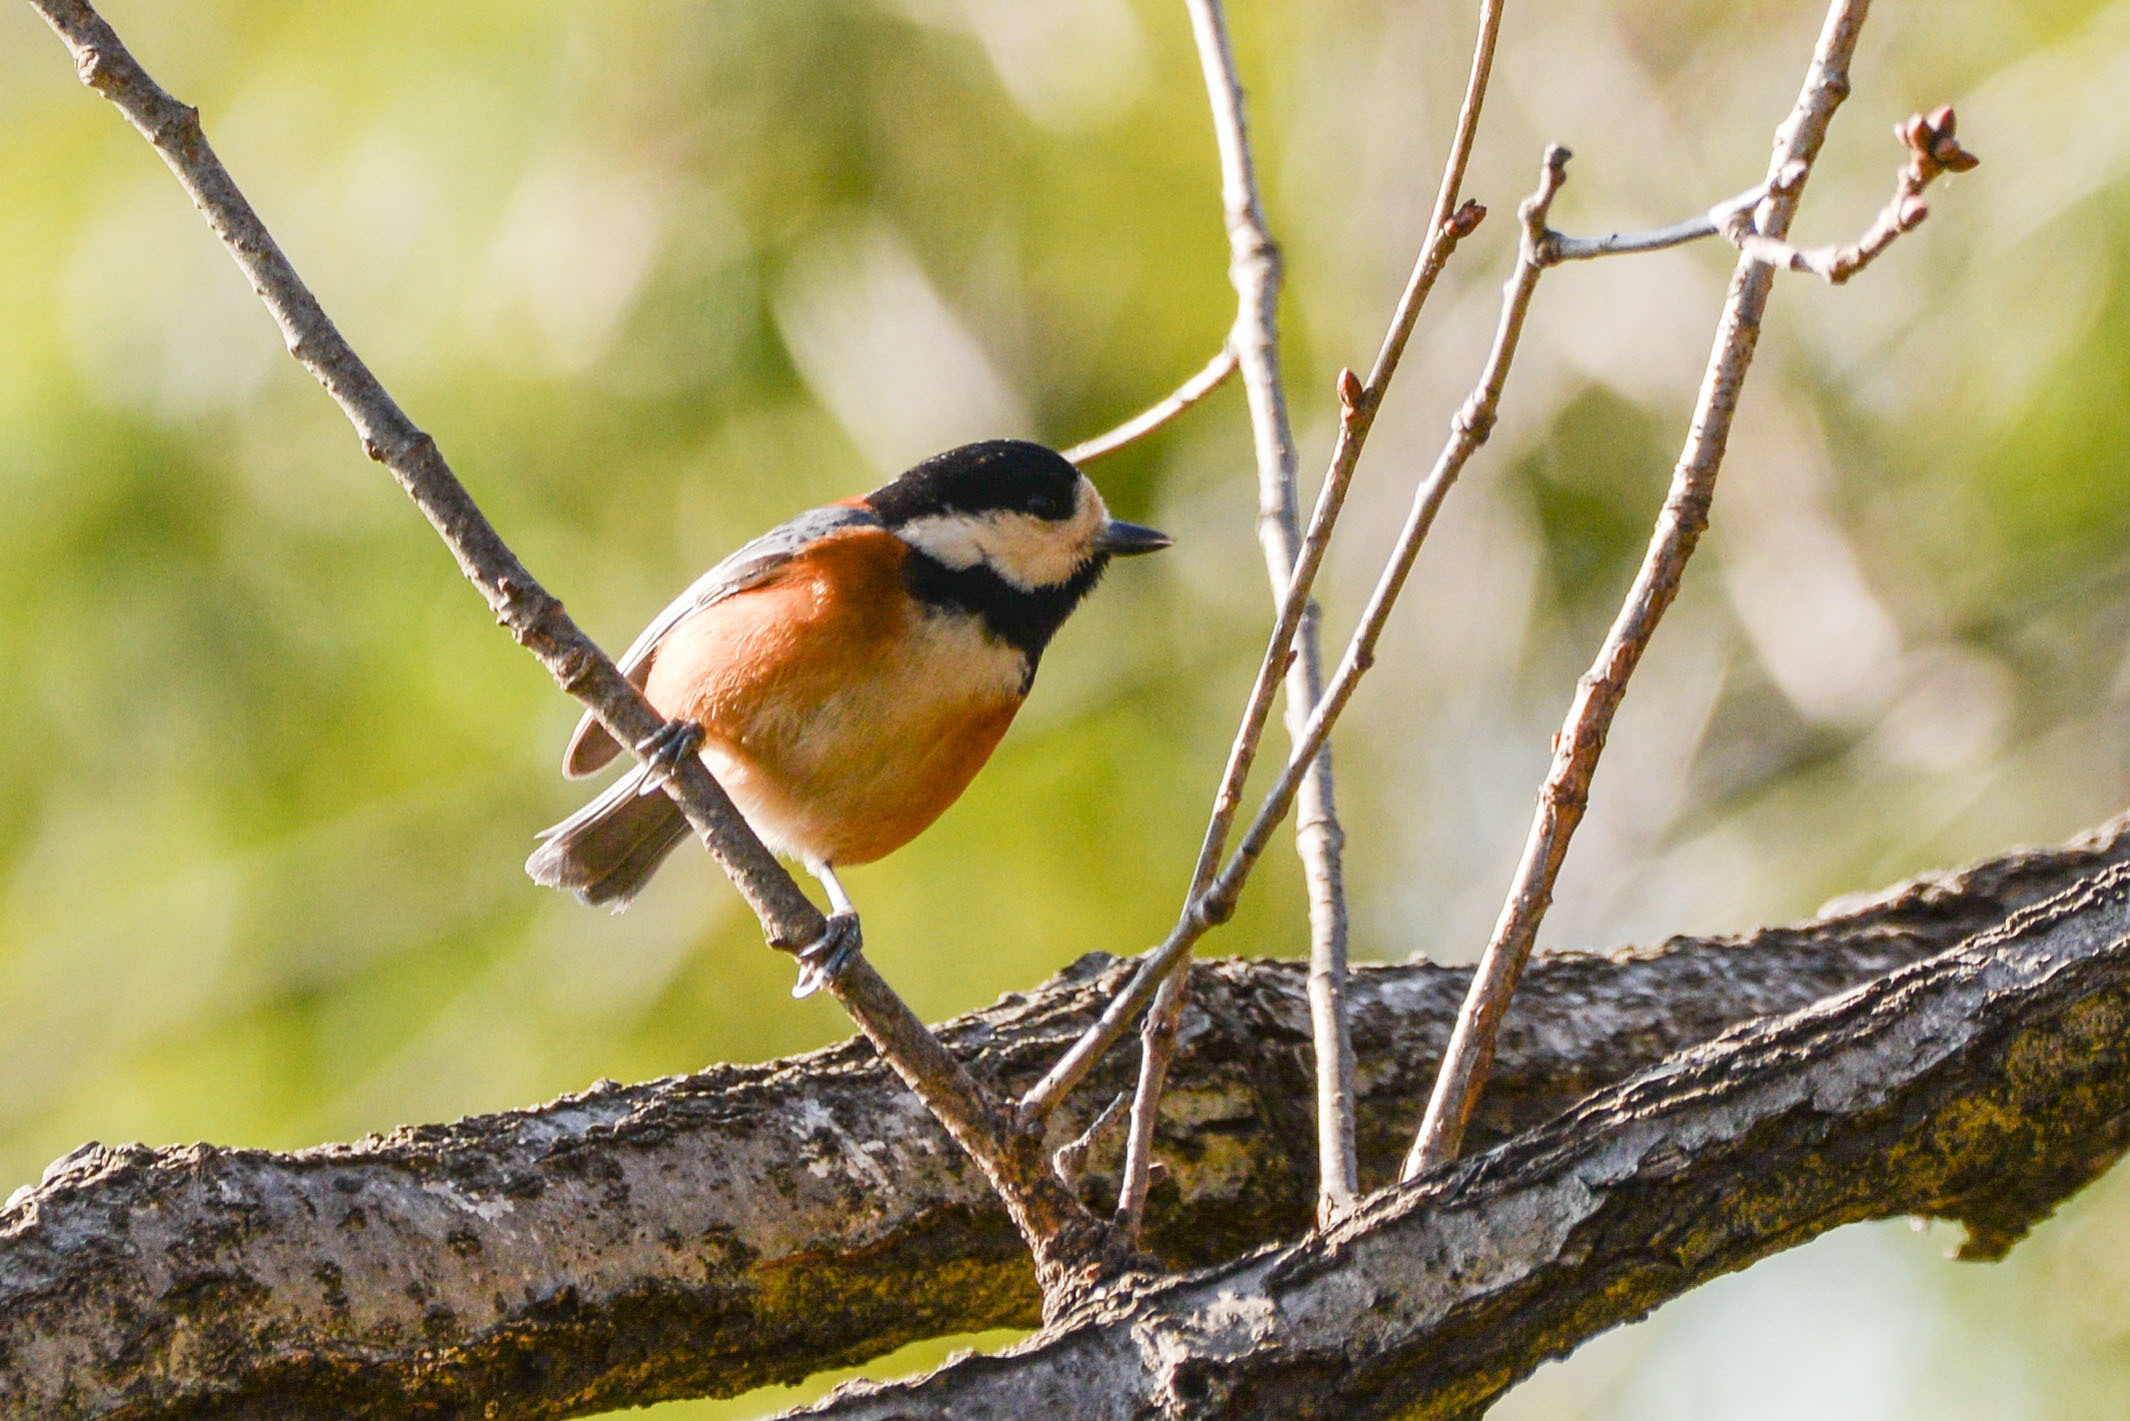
[866,440,1170,675]
[867,440,1085,527]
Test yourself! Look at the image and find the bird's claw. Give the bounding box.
[636,719,706,795]
[792,912,863,998]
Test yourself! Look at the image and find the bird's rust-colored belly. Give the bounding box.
[641,528,1027,866]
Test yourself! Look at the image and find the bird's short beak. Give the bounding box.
[1096,519,1173,556]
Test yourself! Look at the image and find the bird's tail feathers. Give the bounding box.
[526,765,691,910]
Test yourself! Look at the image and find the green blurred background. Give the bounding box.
[4,0,2129,1415]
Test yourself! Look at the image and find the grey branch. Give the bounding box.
[6,815,2126,1420]
[1059,347,1239,465]
[22,0,820,955]
[1538,180,1771,263]
[1408,0,1878,1175]
[794,853,2130,1419]
[1723,106,1980,284]
[1122,0,1357,1240]
[23,0,1134,1309]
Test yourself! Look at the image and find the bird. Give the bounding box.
[526,439,1171,996]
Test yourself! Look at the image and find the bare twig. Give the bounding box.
[23,0,1132,1315]
[1539,179,1771,263]
[1406,0,1893,1178]
[1018,168,1532,1138]
[1116,972,1187,1234]
[1052,1090,1131,1187]
[1198,144,1569,933]
[1059,346,1239,464]
[1361,0,1508,408]
[1501,106,1973,279]
[1724,105,1979,283]
[1113,0,1357,1239]
[23,4,821,952]
[1103,0,1511,1234]
[1195,0,1357,1231]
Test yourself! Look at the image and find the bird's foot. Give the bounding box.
[635,719,706,794]
[792,912,863,999]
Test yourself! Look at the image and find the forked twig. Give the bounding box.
[1102,0,1509,1235]
[1722,105,1978,283]
[24,0,1136,1315]
[1021,198,1535,1137]
[1113,0,1358,1239]
[1404,0,1952,1178]
[1061,346,1239,465]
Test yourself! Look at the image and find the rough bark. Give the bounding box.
[797,858,2130,1419]
[3,814,2125,1419]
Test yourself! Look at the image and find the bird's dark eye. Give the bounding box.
[1016,477,1077,521]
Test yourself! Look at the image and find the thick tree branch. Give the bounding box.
[794,858,2130,1419]
[7,815,2125,1419]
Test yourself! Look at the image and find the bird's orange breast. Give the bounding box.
[640,526,1028,867]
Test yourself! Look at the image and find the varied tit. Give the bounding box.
[526,439,1171,996]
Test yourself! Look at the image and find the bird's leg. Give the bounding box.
[634,718,706,795]
[792,862,863,998]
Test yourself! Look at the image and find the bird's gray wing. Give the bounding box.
[561,503,881,777]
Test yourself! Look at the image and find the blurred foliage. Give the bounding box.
[4,0,2130,1415]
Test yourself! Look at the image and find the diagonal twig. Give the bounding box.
[22,0,1135,1315]
[1404,0,1919,1178]
[1060,346,1239,464]
[1020,197,1523,1138]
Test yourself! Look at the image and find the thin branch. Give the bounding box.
[1201,144,1567,928]
[1059,346,1239,465]
[1538,179,1771,263]
[12,816,2120,1418]
[1019,156,1545,1134]
[1117,969,1189,1233]
[1050,0,1508,1208]
[23,0,1131,1314]
[1356,0,1509,413]
[24,1,820,951]
[1406,0,1886,1177]
[1053,1089,1131,1187]
[1018,421,1365,1125]
[1117,0,1357,1240]
[1724,105,1980,284]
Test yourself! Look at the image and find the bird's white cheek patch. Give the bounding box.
[895,481,1109,591]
